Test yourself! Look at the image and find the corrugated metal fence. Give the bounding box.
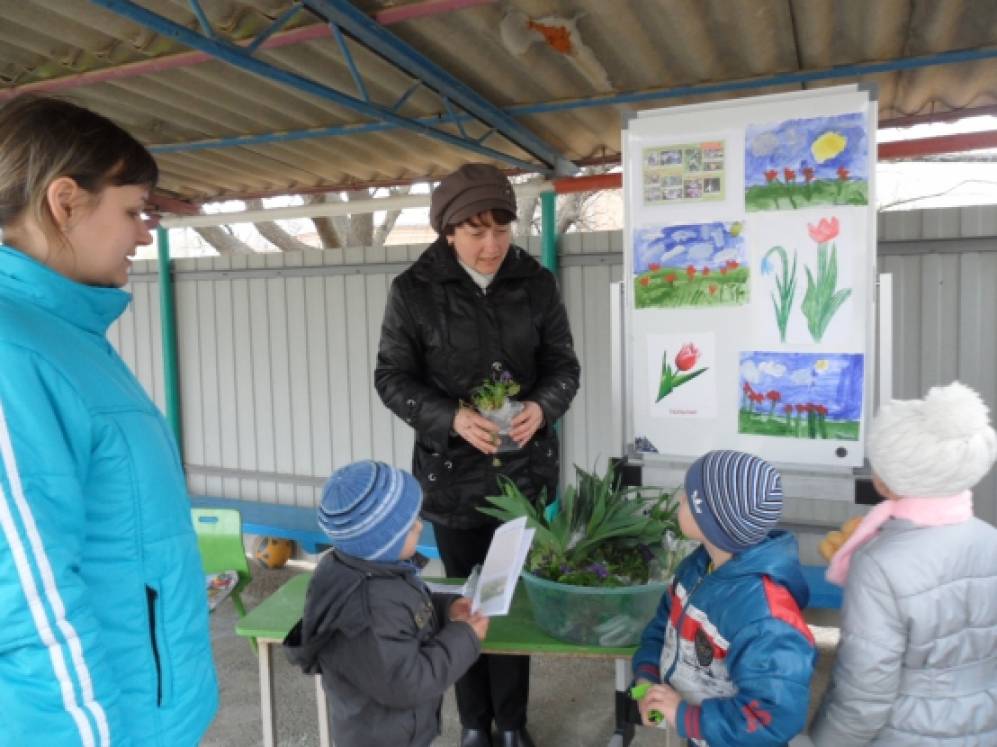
[114,206,996,530]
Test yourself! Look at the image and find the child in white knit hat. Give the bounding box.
[812,382,997,746]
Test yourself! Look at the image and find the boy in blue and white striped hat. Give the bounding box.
[631,450,816,746]
[284,460,489,747]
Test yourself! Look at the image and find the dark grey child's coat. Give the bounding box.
[284,550,481,747]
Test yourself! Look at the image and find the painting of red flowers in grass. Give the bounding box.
[745,113,868,212]
[738,352,864,440]
[633,221,748,309]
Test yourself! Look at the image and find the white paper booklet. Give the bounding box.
[470,516,535,616]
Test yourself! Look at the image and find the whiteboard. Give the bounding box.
[623,86,877,469]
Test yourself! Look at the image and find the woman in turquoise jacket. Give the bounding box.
[0,96,217,745]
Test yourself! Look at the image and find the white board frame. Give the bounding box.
[622,85,878,475]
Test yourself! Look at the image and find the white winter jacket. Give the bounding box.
[811,515,997,746]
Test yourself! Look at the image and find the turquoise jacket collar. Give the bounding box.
[0,245,131,335]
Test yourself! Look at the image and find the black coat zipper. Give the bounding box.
[146,586,162,706]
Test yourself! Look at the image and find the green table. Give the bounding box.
[236,573,639,747]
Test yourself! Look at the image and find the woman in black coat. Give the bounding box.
[375,163,580,747]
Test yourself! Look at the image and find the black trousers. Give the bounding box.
[432,522,530,730]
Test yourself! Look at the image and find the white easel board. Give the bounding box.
[623,85,877,469]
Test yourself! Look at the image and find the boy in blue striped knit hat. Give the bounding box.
[284,460,489,747]
[631,450,816,746]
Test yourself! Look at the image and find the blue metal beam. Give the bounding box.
[301,0,576,175]
[246,2,304,56]
[188,0,215,39]
[390,79,422,112]
[149,43,997,156]
[91,0,545,173]
[328,21,369,103]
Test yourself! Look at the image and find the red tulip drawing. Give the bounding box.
[657,343,708,402]
[675,343,699,371]
[802,215,850,342]
[764,169,778,183]
[807,216,840,244]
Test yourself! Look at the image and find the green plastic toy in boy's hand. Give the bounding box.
[629,682,664,724]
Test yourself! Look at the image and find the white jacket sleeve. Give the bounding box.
[811,548,905,747]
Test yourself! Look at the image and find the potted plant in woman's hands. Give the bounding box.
[478,464,694,647]
[470,367,524,453]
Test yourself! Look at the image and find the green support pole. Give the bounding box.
[540,190,558,273]
[539,190,563,447]
[157,227,183,457]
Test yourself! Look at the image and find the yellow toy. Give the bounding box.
[254,536,295,569]
[818,515,862,562]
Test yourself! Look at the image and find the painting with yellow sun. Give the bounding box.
[744,112,869,211]
[738,351,864,440]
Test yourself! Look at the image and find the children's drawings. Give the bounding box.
[738,352,864,440]
[634,221,748,309]
[745,113,868,212]
[755,213,857,346]
[643,141,724,204]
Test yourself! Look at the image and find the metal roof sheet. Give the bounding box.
[2,0,996,206]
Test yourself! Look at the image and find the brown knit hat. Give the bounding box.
[429,163,517,234]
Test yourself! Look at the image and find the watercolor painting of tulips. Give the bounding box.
[633,221,749,309]
[801,217,852,342]
[757,214,855,345]
[744,113,868,212]
[738,351,864,440]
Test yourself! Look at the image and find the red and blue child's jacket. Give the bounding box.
[632,531,816,746]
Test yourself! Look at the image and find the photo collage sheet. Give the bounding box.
[627,92,874,467]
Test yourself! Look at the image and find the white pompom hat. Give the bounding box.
[867,381,997,498]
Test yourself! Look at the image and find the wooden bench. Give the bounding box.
[188,495,440,558]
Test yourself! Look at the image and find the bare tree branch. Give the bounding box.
[193,225,255,255]
[373,184,412,246]
[245,198,314,252]
[878,178,997,210]
[513,174,545,236]
[303,194,343,249]
[343,189,374,247]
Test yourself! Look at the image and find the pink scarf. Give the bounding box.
[826,490,974,586]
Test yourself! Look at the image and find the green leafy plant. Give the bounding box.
[470,369,520,412]
[478,464,684,587]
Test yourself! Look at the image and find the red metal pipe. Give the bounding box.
[374,0,496,25]
[552,172,622,194]
[148,193,202,216]
[0,0,497,101]
[877,130,997,159]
